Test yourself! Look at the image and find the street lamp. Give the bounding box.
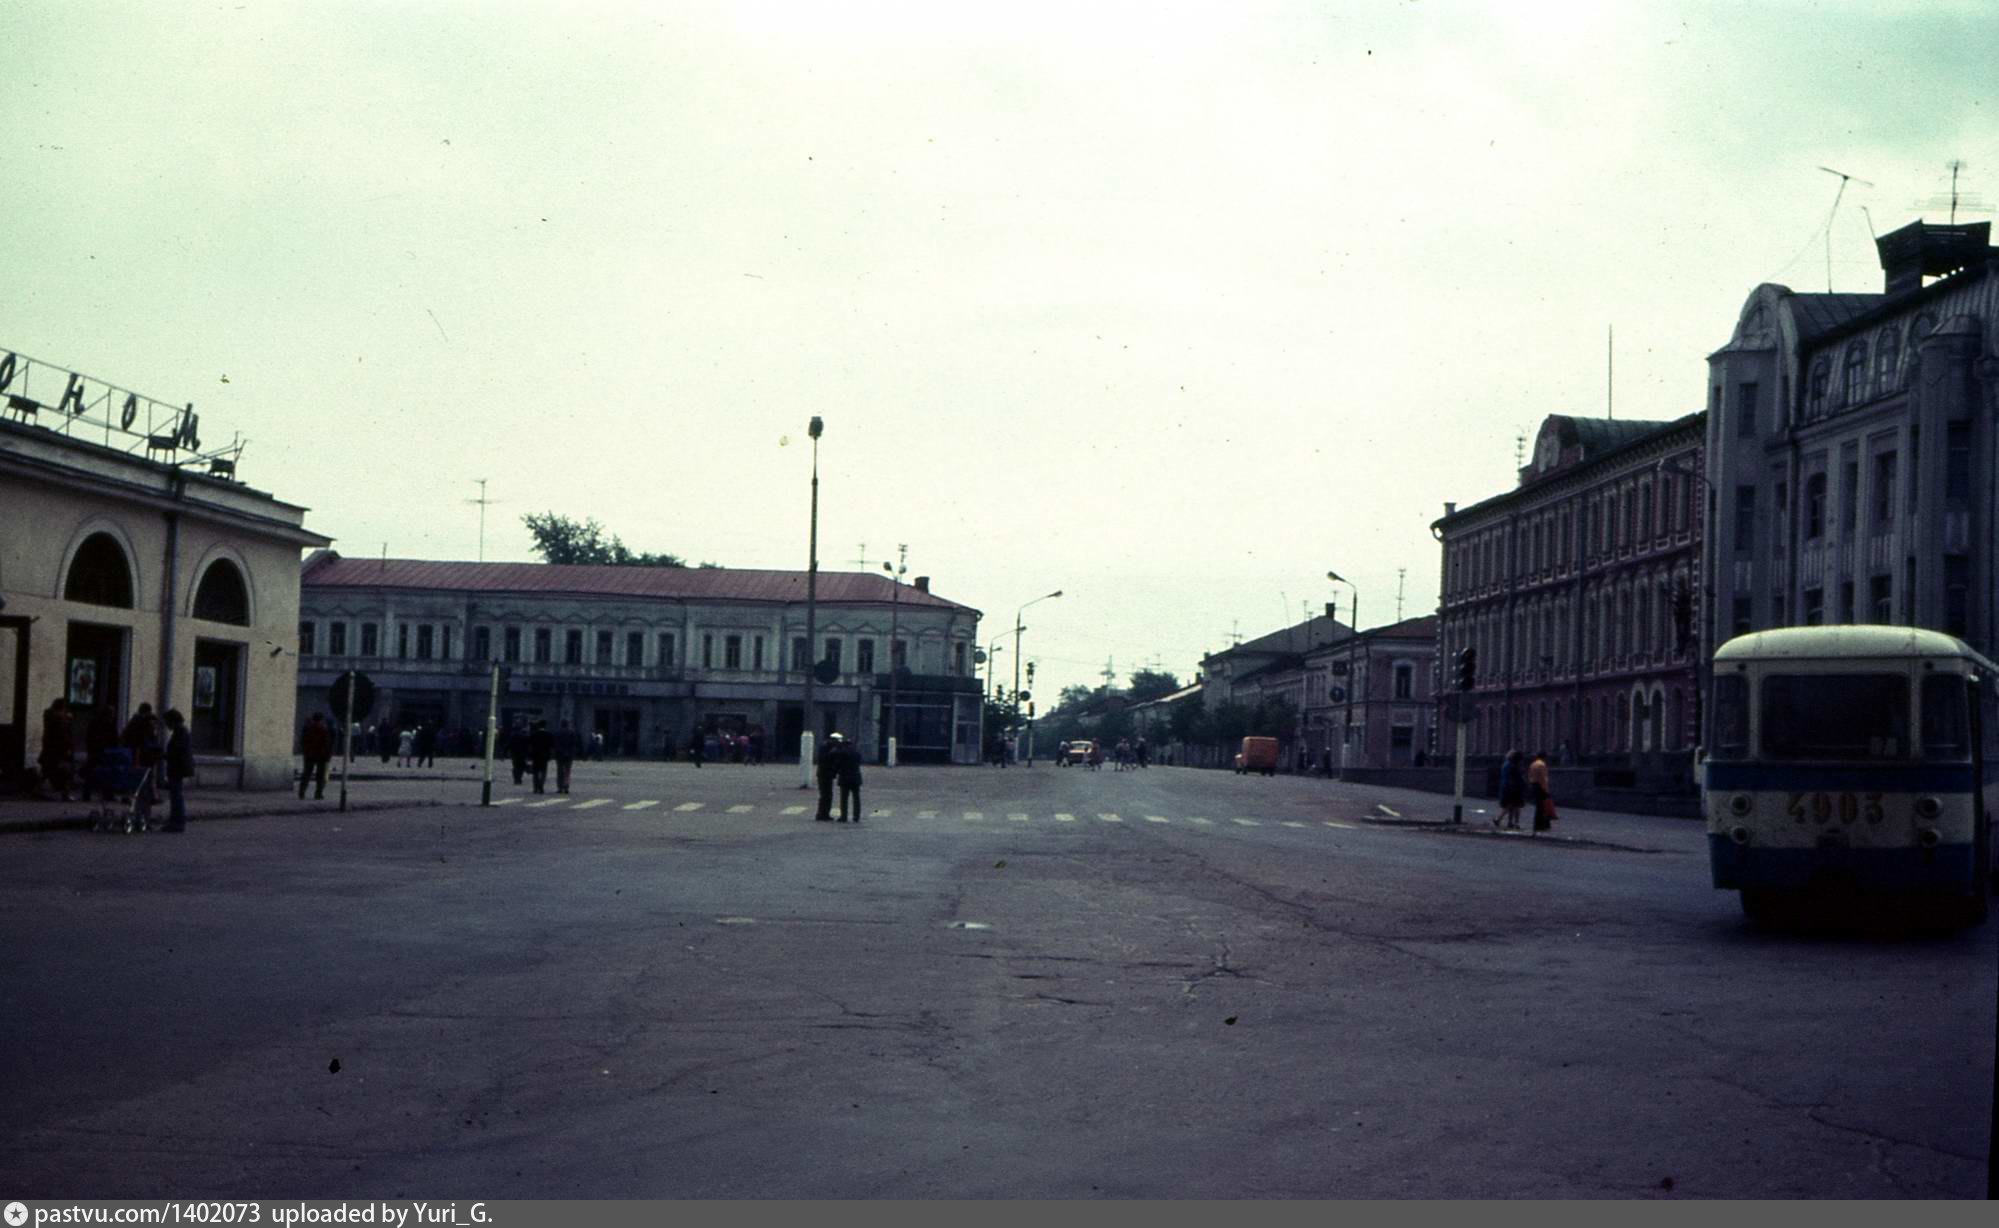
[1014,589,1062,763]
[1328,570,1359,772]
[800,415,824,787]
[882,547,907,766]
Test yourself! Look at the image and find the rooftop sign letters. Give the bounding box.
[1,347,232,473]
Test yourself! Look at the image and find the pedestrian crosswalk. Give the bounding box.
[471,793,1393,836]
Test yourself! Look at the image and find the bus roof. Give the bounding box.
[1714,625,1988,665]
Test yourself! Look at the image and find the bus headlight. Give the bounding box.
[1915,796,1942,820]
[1728,794,1752,817]
[1729,826,1751,845]
[1916,827,1941,849]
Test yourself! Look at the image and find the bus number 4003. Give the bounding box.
[1786,792,1886,825]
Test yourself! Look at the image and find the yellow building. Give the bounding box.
[1,348,329,791]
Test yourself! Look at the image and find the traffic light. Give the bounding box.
[1028,701,1035,718]
[1455,646,1477,692]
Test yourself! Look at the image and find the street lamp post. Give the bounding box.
[1328,570,1360,773]
[1013,590,1062,764]
[800,416,824,788]
[882,546,906,766]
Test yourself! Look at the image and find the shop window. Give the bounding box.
[192,560,250,625]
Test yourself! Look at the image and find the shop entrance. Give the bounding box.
[592,707,642,757]
[191,639,243,754]
[0,617,29,788]
[64,621,127,744]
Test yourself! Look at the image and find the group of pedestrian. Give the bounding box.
[814,732,864,822]
[1108,737,1150,771]
[1496,748,1559,834]
[502,718,583,793]
[36,696,189,831]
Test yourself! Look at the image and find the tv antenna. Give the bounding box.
[1817,165,1874,291]
[1910,160,1992,225]
[1396,567,1407,622]
[466,479,504,562]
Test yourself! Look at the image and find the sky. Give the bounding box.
[3,0,1994,703]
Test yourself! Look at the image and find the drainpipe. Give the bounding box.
[158,472,185,711]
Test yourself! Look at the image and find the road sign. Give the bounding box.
[813,658,840,684]
[329,672,375,720]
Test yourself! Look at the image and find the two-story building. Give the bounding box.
[1306,614,1439,771]
[296,552,984,763]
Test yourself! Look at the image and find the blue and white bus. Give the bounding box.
[1704,626,1998,925]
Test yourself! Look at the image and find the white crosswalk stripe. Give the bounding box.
[1097,813,1122,822]
[572,798,612,810]
[727,804,754,813]
[1280,820,1307,828]
[918,810,938,819]
[1007,812,1030,822]
[1187,816,1212,825]
[1054,813,1076,822]
[781,805,808,815]
[623,800,660,811]
[963,811,984,821]
[1324,820,1356,829]
[1230,818,1260,826]
[675,802,704,812]
[491,797,522,807]
[873,808,892,817]
[1143,814,1169,823]
[526,798,566,808]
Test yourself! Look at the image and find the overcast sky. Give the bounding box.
[4,0,1993,701]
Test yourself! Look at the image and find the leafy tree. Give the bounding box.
[1057,683,1098,710]
[1254,694,1299,740]
[1211,701,1252,747]
[522,512,711,568]
[1127,668,1182,702]
[1169,698,1209,744]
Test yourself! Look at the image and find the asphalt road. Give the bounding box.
[2,761,1992,1198]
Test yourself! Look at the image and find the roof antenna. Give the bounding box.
[466,478,503,563]
[1817,165,1875,292]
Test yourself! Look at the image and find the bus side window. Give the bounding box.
[1922,675,1972,759]
[1712,674,1750,758]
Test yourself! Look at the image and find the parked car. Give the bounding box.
[1234,736,1279,776]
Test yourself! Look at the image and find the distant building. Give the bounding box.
[1307,614,1439,771]
[2,348,330,790]
[296,553,984,763]
[1433,412,1705,772]
[1199,612,1349,764]
[1704,219,1999,662]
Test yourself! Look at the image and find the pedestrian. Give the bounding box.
[37,697,75,801]
[377,720,393,765]
[122,702,163,819]
[299,712,334,800]
[1136,736,1149,768]
[159,708,192,832]
[688,729,705,767]
[396,725,414,768]
[591,731,604,761]
[1087,742,1104,772]
[1529,749,1557,834]
[416,722,436,768]
[1496,749,1525,830]
[509,719,530,785]
[833,733,864,822]
[814,732,841,821]
[554,719,579,794]
[750,729,765,765]
[528,719,553,793]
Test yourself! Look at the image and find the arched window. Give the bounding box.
[1875,326,1899,391]
[1808,357,1830,418]
[64,533,134,608]
[193,559,250,625]
[1639,481,1653,541]
[1843,341,1868,406]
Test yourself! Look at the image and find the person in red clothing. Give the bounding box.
[299,712,334,800]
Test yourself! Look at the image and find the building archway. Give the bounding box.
[193,557,252,625]
[62,531,136,609]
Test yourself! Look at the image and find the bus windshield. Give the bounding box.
[1920,674,1971,759]
[1761,673,1909,760]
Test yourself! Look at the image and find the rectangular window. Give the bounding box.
[1736,382,1759,438]
[1731,595,1752,639]
[416,624,434,660]
[627,631,644,666]
[725,634,743,669]
[473,626,491,661]
[329,622,347,656]
[533,628,551,663]
[597,629,614,663]
[857,639,876,674]
[1394,664,1413,699]
[1802,587,1823,626]
[1839,581,1854,624]
[1946,555,1970,638]
[792,637,809,670]
[1873,452,1897,527]
[1841,459,1858,534]
[753,636,764,671]
[1769,588,1786,629]
[893,638,907,670]
[825,638,842,673]
[565,629,583,665]
[1870,575,1892,623]
[1946,421,1972,501]
[1805,473,1826,539]
[702,634,714,669]
[361,622,379,656]
[953,642,967,675]
[1733,486,1756,552]
[440,625,452,660]
[504,627,521,662]
[1761,673,1909,760]
[658,632,677,667]
[299,621,317,655]
[398,624,410,659]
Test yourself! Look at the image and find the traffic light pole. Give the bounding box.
[1451,702,1467,824]
[338,668,355,813]
[481,662,499,807]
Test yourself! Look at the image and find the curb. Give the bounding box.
[1354,817,1674,854]
[1,797,446,836]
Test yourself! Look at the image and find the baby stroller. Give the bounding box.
[88,749,156,833]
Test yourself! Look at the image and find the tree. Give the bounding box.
[1057,683,1098,710]
[521,512,711,568]
[1168,699,1209,745]
[1127,668,1182,702]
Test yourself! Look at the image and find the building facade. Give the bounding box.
[1305,614,1439,771]
[296,553,985,764]
[1705,220,1999,661]
[2,348,330,791]
[1433,412,1705,774]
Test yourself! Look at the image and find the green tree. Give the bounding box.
[1211,701,1252,747]
[1127,668,1182,702]
[1168,699,1209,745]
[522,512,711,568]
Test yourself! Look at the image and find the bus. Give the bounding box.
[1704,626,1998,926]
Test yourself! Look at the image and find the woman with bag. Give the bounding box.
[1528,750,1557,834]
[1495,749,1524,830]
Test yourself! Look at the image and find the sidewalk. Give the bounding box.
[1326,777,1707,855]
[0,787,446,835]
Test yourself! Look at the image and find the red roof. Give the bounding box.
[301,553,977,613]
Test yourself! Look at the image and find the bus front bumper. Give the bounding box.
[1709,835,1979,893]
